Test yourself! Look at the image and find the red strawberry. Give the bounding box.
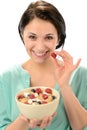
[51,53,57,58]
[36,88,42,94]
[18,94,24,99]
[29,94,35,99]
[45,88,52,94]
[42,94,48,100]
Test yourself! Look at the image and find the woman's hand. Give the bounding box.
[37,112,56,129]
[51,49,81,87]
[19,112,56,129]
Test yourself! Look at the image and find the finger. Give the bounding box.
[56,50,73,60]
[29,119,38,128]
[56,50,74,67]
[73,58,81,70]
[43,116,52,127]
[51,55,60,68]
[51,112,57,118]
[45,112,57,126]
[39,117,49,128]
[51,53,64,69]
[59,50,72,58]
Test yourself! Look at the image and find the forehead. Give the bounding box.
[24,18,58,35]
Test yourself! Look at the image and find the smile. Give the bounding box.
[33,51,49,57]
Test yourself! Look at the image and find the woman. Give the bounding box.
[0,0,87,130]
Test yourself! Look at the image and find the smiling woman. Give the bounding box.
[0,0,87,130]
[0,0,87,71]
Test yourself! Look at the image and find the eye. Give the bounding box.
[28,35,37,40]
[45,36,53,40]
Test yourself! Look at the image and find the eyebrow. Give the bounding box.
[28,32,54,36]
[28,32,36,35]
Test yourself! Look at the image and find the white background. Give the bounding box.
[0,0,87,72]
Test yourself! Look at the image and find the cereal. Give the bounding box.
[17,87,56,105]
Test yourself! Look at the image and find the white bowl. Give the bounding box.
[15,86,60,120]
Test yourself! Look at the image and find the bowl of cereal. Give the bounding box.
[15,86,60,120]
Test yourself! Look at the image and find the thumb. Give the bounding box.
[51,52,64,68]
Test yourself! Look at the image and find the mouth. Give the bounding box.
[32,50,49,57]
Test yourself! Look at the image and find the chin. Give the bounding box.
[34,57,48,64]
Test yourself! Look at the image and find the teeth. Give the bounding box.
[34,52,46,56]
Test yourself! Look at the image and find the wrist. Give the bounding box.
[60,85,72,97]
[5,115,29,130]
[57,81,70,89]
[18,114,30,128]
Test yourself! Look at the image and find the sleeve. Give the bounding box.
[70,67,87,110]
[70,67,87,129]
[80,67,87,110]
[0,77,11,130]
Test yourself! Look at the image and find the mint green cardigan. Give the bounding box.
[0,65,87,130]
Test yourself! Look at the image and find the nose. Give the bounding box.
[36,39,45,51]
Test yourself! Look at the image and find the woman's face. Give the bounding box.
[22,18,59,63]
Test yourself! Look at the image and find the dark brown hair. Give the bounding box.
[18,0,66,49]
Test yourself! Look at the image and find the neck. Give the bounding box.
[22,58,54,72]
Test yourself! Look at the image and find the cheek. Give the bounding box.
[24,43,32,56]
[23,37,31,47]
[24,40,33,50]
[47,42,57,50]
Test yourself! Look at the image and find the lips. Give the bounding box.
[33,51,49,57]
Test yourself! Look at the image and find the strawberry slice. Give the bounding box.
[29,94,35,99]
[42,94,48,100]
[45,88,52,94]
[18,94,24,99]
[36,88,42,94]
[51,53,57,58]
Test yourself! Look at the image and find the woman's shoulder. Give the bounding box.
[75,66,87,77]
[0,64,23,80]
[70,65,87,84]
